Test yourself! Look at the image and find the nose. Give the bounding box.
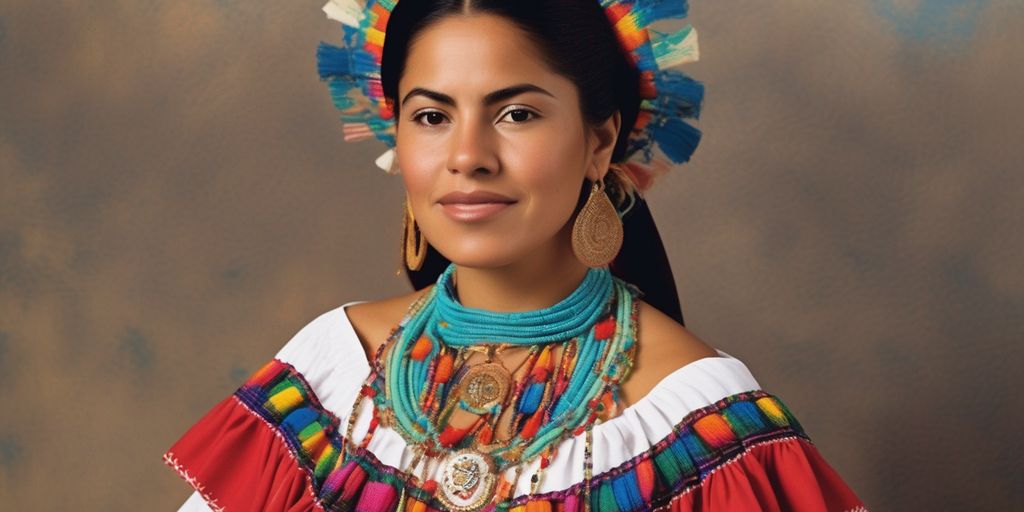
[446,114,499,176]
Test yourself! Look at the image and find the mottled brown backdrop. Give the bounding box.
[1,1,1021,510]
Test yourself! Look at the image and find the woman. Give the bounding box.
[164,1,868,510]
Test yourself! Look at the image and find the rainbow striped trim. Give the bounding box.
[316,0,703,191]
[233,358,810,511]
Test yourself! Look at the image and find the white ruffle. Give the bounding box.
[270,301,763,498]
[178,301,764,510]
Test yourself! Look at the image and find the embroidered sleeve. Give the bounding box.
[509,391,868,511]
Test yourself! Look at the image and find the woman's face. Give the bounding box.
[395,14,618,269]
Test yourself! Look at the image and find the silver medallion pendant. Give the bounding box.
[457,362,512,415]
[436,448,499,512]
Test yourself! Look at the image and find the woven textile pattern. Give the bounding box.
[234,358,810,511]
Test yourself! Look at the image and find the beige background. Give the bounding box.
[1,1,1022,510]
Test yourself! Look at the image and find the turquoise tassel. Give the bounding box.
[634,0,690,26]
[651,24,698,69]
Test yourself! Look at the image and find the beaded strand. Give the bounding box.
[353,262,642,509]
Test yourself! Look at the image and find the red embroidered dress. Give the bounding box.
[164,302,867,511]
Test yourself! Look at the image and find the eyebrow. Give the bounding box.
[400,83,555,109]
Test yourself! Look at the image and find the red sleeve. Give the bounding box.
[162,393,324,512]
[162,358,411,512]
[664,436,867,511]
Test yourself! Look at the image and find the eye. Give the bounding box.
[411,110,449,126]
[499,107,539,124]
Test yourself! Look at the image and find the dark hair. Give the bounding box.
[382,0,686,326]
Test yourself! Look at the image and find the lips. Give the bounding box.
[440,203,513,222]
[437,190,516,205]
[436,190,516,222]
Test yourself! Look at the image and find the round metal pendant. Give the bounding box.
[436,448,499,512]
[457,362,512,414]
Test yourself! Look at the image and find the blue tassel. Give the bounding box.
[341,24,360,44]
[651,116,701,163]
[632,43,658,74]
[352,49,380,78]
[518,382,545,414]
[316,42,352,79]
[653,70,704,119]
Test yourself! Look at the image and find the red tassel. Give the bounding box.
[520,411,543,440]
[339,464,368,501]
[421,479,438,494]
[439,425,468,447]
[478,423,494,445]
[594,316,616,340]
[530,366,551,382]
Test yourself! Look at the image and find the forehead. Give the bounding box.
[399,14,570,99]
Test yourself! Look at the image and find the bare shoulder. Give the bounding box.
[344,285,434,360]
[617,299,720,409]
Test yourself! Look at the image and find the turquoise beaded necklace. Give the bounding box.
[362,262,642,509]
[431,262,614,346]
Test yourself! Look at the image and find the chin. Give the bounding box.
[440,251,521,270]
[432,240,529,269]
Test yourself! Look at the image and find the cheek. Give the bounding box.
[512,129,586,199]
[515,156,586,225]
[397,151,437,208]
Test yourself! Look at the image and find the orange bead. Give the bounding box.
[536,345,552,368]
[410,336,433,360]
[434,353,454,383]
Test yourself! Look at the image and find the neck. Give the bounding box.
[451,228,593,312]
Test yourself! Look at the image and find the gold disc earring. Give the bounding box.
[402,197,428,271]
[571,175,623,268]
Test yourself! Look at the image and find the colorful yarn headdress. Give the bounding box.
[316,0,703,193]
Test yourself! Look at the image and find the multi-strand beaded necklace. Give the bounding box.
[345,263,642,512]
